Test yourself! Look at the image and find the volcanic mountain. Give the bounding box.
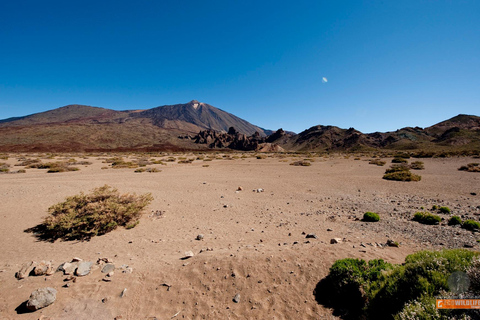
[0,101,266,152]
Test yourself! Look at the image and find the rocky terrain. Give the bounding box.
[0,153,479,319]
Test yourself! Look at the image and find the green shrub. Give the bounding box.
[439,206,451,214]
[413,212,441,225]
[448,216,462,226]
[462,219,480,231]
[38,185,153,240]
[363,212,380,222]
[324,249,479,320]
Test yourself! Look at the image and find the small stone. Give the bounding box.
[233,293,241,303]
[183,251,194,259]
[71,257,83,262]
[330,238,342,244]
[26,287,57,311]
[75,261,93,277]
[305,233,317,239]
[237,187,243,191]
[61,262,79,275]
[120,288,127,298]
[464,243,475,248]
[327,228,333,232]
[196,234,204,241]
[101,263,115,274]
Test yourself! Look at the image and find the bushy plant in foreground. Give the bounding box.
[363,212,380,222]
[324,249,479,320]
[42,185,153,240]
[413,211,441,225]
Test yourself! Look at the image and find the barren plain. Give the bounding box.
[0,154,479,319]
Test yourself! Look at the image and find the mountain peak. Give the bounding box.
[188,100,203,110]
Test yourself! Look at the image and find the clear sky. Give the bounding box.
[0,1,478,133]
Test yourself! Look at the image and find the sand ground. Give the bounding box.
[0,154,479,319]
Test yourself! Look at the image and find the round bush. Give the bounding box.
[363,212,380,222]
[448,216,462,226]
[462,219,480,231]
[413,212,441,225]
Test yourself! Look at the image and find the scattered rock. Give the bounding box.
[101,263,115,274]
[237,187,243,191]
[16,261,35,280]
[233,293,241,303]
[60,262,79,275]
[196,234,204,241]
[33,261,51,276]
[75,261,93,277]
[182,251,194,259]
[386,239,399,247]
[305,233,317,239]
[71,257,83,262]
[254,188,264,193]
[330,238,342,244]
[120,288,127,298]
[464,243,475,248]
[26,287,57,311]
[327,228,333,232]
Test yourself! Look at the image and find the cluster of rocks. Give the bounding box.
[15,257,129,312]
[192,127,286,152]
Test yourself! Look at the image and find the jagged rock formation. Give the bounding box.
[194,127,286,151]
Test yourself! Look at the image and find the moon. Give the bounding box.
[322,77,328,83]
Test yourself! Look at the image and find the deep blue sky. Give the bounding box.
[1,1,478,133]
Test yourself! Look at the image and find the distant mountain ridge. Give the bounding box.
[0,101,478,152]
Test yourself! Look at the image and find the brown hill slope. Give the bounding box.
[0,101,265,152]
[278,114,480,152]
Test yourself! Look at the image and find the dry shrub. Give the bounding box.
[40,185,153,240]
[459,163,480,172]
[369,159,386,166]
[290,161,312,166]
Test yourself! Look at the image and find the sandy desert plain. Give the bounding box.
[0,152,479,320]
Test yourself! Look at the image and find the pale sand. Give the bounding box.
[0,154,479,319]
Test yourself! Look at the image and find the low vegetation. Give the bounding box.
[383,164,421,182]
[290,160,312,166]
[458,163,480,172]
[363,212,380,222]
[391,157,408,163]
[409,161,425,170]
[413,211,441,225]
[26,185,153,241]
[448,216,462,226]
[27,161,79,173]
[0,162,10,173]
[317,249,480,320]
[462,219,480,231]
[369,159,386,166]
